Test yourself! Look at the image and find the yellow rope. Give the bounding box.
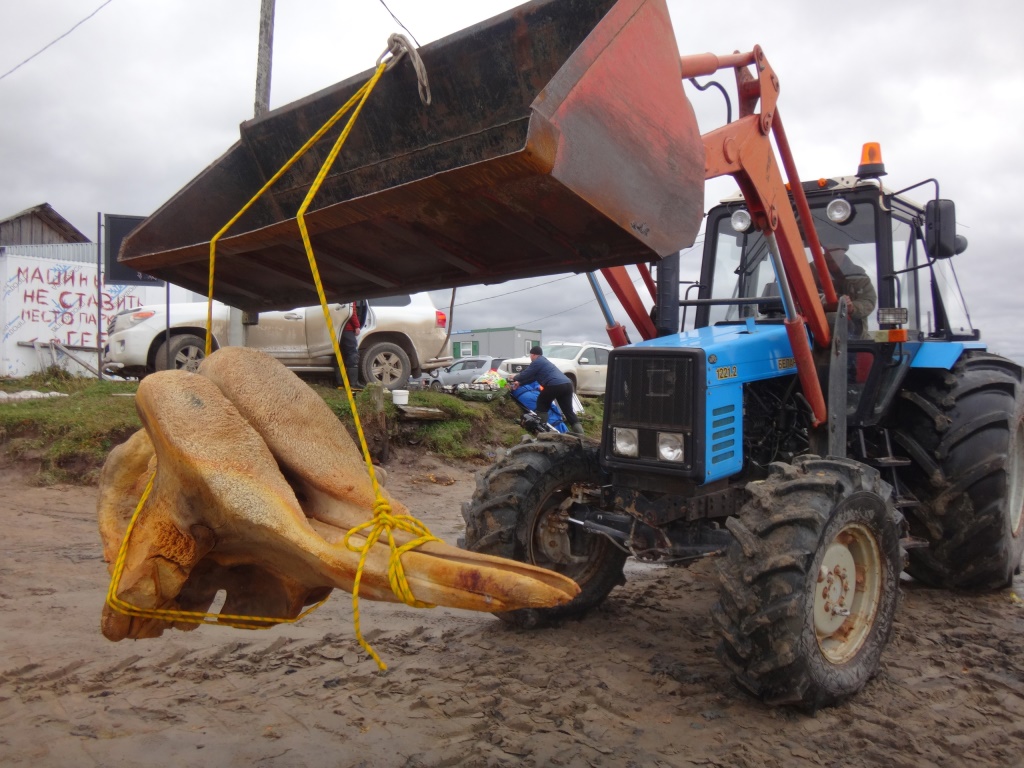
[202,66,386,357]
[106,44,439,671]
[293,63,440,670]
[105,473,330,629]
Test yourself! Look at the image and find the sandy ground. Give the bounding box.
[2,448,1023,768]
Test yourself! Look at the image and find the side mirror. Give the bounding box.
[579,357,590,364]
[925,199,958,259]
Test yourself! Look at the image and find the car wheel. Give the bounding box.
[154,334,208,373]
[430,380,444,391]
[361,342,411,390]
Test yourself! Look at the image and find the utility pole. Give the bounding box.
[236,0,277,342]
[254,0,276,117]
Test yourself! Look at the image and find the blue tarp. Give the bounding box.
[509,382,569,433]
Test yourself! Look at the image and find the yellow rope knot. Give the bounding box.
[344,497,440,610]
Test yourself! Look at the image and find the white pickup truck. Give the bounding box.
[500,341,613,396]
[102,293,452,390]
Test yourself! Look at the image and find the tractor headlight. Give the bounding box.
[730,209,752,233]
[826,198,853,224]
[612,427,639,457]
[657,432,685,462]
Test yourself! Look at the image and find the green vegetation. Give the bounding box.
[0,369,605,485]
[0,368,141,485]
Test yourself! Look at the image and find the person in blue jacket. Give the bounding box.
[510,346,584,435]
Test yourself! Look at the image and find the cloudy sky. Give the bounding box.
[2,0,1022,363]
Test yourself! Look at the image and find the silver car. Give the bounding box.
[425,356,505,390]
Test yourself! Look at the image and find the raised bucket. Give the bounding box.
[119,0,705,312]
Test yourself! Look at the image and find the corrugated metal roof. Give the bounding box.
[0,203,90,244]
[0,242,97,264]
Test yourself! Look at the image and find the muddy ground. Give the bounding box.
[1,448,1023,767]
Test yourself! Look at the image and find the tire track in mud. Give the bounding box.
[2,459,1023,767]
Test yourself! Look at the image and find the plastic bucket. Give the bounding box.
[392,389,409,405]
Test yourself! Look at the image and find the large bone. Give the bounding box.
[98,352,578,642]
[198,346,577,593]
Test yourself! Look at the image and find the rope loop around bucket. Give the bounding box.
[378,33,431,105]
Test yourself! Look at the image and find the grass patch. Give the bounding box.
[0,371,141,484]
[1,372,608,483]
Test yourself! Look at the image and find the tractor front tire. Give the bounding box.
[892,351,1024,589]
[713,456,902,710]
[461,434,626,628]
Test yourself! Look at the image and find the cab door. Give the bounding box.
[576,346,609,395]
[244,308,311,361]
[304,303,354,361]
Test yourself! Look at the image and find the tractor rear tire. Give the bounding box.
[460,434,626,628]
[891,351,1024,589]
[713,456,902,710]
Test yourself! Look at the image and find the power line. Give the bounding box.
[454,274,576,308]
[519,272,648,326]
[0,0,114,83]
[377,0,420,48]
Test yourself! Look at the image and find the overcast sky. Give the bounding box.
[2,0,1022,363]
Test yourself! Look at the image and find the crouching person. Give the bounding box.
[510,346,584,435]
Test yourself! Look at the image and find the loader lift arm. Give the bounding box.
[599,46,834,425]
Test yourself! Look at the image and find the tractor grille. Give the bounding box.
[607,354,696,428]
[603,349,704,476]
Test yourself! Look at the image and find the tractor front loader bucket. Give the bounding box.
[119,0,705,311]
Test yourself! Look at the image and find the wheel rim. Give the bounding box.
[813,522,882,665]
[528,485,609,586]
[1009,420,1024,538]
[175,345,204,372]
[369,352,403,386]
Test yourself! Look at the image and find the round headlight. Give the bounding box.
[730,209,752,233]
[613,427,639,458]
[826,198,853,224]
[657,432,684,462]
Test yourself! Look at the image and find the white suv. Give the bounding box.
[500,341,613,396]
[102,293,452,390]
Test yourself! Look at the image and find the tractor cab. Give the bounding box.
[693,148,976,426]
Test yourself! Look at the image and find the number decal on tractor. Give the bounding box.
[777,357,796,370]
[716,366,738,380]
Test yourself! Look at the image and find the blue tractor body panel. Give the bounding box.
[607,323,988,485]
[905,340,986,370]
[629,321,797,482]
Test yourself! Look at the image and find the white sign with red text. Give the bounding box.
[1,253,181,377]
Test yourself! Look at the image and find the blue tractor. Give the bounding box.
[461,37,1023,710]
[463,142,1023,710]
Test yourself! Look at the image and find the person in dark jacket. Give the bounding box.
[340,301,363,387]
[511,346,584,435]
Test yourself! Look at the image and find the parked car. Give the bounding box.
[423,356,506,390]
[499,341,612,396]
[101,293,452,390]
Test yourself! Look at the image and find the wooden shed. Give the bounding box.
[0,203,90,246]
